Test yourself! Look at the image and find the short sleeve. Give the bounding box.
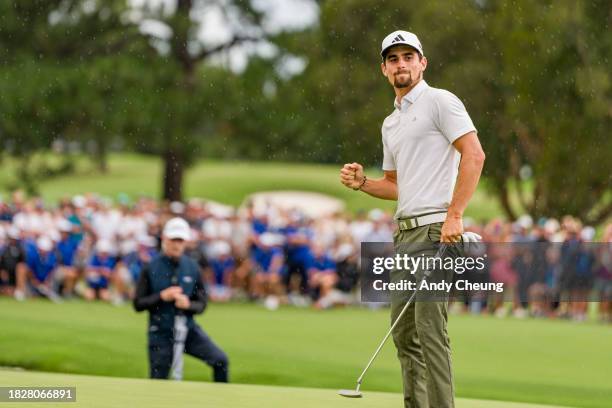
[434,90,477,144]
[382,136,396,171]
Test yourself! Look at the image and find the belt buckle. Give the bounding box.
[399,218,418,230]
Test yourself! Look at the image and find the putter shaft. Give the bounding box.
[353,244,449,390]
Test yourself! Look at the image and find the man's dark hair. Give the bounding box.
[382,47,423,64]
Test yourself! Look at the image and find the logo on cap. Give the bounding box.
[391,34,406,43]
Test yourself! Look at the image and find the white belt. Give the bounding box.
[397,212,447,231]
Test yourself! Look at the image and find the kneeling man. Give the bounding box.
[134,217,229,382]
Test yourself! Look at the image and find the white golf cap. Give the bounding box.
[37,236,53,252]
[58,219,73,232]
[96,239,113,253]
[368,208,384,221]
[517,214,533,230]
[381,30,424,58]
[544,218,560,234]
[48,230,61,243]
[7,227,21,240]
[72,195,86,208]
[259,232,284,247]
[169,201,185,214]
[581,226,596,241]
[163,217,191,241]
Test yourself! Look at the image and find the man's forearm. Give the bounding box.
[186,279,208,315]
[133,267,162,312]
[447,153,485,218]
[360,177,398,200]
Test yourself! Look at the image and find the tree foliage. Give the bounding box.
[1,0,609,222]
[243,0,611,223]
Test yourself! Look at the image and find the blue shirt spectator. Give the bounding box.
[57,235,79,267]
[210,257,235,285]
[87,241,117,289]
[310,253,336,274]
[122,245,157,283]
[284,224,314,265]
[254,246,283,274]
[26,237,57,283]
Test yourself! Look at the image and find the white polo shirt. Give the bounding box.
[381,80,476,219]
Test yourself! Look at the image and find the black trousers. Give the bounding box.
[148,324,229,382]
[284,259,310,293]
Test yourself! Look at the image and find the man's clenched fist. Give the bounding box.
[340,162,365,190]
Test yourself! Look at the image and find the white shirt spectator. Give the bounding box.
[349,219,374,244]
[117,213,148,241]
[202,217,233,241]
[92,209,121,241]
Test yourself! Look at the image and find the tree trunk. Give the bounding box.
[162,148,184,202]
[498,183,517,221]
[97,144,108,173]
[17,155,38,196]
[93,137,108,173]
[159,0,191,204]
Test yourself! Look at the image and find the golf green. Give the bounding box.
[0,370,574,408]
[0,299,609,407]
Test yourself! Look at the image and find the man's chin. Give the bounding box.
[394,80,412,88]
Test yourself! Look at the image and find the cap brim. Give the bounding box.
[165,233,189,241]
[381,43,422,59]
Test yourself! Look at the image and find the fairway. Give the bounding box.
[0,370,575,408]
[0,153,504,219]
[0,299,610,407]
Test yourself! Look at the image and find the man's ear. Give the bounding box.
[381,61,387,76]
[421,56,428,72]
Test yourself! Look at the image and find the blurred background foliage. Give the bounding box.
[0,0,610,222]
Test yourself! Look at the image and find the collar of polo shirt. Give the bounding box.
[393,80,429,110]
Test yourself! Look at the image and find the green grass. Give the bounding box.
[0,370,573,408]
[0,153,503,218]
[0,299,610,407]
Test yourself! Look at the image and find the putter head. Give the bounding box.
[460,232,485,254]
[338,389,363,398]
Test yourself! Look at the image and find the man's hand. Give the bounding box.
[441,215,463,243]
[174,294,191,310]
[340,162,364,190]
[160,286,183,302]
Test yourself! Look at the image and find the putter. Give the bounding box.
[339,232,481,398]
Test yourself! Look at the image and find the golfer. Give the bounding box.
[340,30,485,407]
[133,217,229,382]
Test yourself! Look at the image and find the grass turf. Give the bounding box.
[0,370,574,408]
[0,153,503,219]
[0,299,610,407]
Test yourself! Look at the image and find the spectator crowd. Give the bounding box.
[0,191,610,322]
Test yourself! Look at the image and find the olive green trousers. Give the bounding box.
[390,222,455,408]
